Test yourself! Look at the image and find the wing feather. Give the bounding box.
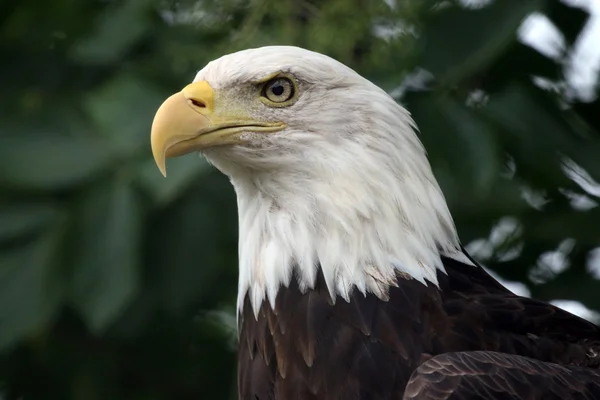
[404,351,600,400]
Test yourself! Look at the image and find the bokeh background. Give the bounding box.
[1,0,600,398]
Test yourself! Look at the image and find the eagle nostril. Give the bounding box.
[189,98,206,108]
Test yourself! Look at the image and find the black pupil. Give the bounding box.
[271,82,285,96]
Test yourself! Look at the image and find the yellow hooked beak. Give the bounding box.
[150,80,285,176]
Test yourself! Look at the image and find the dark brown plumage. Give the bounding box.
[237,253,600,399]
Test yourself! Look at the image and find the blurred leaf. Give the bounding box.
[407,91,500,194]
[204,306,238,350]
[84,74,165,156]
[528,246,600,310]
[420,0,541,85]
[486,240,559,284]
[484,84,566,143]
[484,83,600,183]
[0,134,114,192]
[0,201,63,244]
[573,98,600,136]
[135,155,210,206]
[71,0,153,65]
[69,177,141,333]
[145,174,237,313]
[0,224,65,350]
[448,179,528,228]
[522,208,600,246]
[481,43,562,93]
[547,1,590,47]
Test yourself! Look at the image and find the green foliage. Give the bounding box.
[0,0,599,398]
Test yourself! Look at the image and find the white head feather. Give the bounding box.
[192,46,469,317]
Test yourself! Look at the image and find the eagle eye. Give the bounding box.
[261,77,296,105]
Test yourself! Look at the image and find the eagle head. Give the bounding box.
[151,46,464,315]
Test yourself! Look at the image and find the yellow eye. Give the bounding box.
[261,77,295,103]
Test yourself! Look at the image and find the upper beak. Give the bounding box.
[150,80,286,177]
[150,81,215,177]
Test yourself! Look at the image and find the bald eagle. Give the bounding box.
[150,46,600,399]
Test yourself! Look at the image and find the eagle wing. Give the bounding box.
[403,350,600,400]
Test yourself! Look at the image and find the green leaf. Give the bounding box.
[448,179,527,225]
[528,251,600,311]
[547,1,590,47]
[420,0,542,85]
[0,134,114,192]
[71,0,153,65]
[84,74,166,156]
[480,43,562,93]
[483,84,562,142]
[483,83,600,183]
[573,98,600,133]
[407,91,500,195]
[69,177,141,333]
[0,201,63,244]
[0,225,65,350]
[135,155,210,207]
[522,208,600,245]
[145,175,238,313]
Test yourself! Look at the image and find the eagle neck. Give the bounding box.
[231,153,463,318]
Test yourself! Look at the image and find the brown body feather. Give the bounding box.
[238,255,600,399]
